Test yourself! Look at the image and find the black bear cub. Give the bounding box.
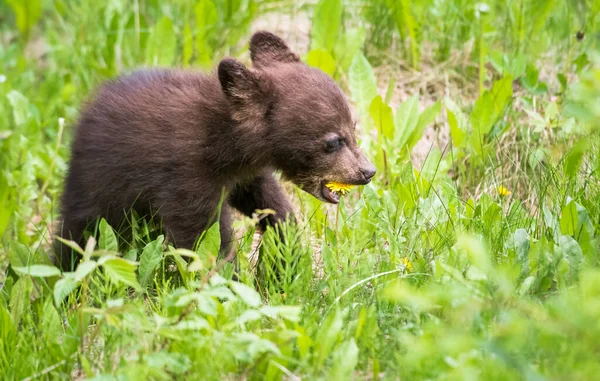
[56,31,376,270]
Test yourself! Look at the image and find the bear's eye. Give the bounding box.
[325,136,344,153]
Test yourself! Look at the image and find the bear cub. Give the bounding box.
[56,31,376,270]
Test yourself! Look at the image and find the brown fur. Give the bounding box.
[55,31,375,270]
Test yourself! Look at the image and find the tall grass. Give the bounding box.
[1,0,600,379]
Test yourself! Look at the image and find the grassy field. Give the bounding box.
[1,0,600,379]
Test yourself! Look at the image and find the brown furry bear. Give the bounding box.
[55,31,376,270]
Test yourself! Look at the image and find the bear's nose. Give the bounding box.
[360,165,377,182]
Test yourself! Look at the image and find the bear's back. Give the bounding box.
[76,69,226,143]
[65,69,234,207]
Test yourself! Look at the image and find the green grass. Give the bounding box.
[1,0,600,379]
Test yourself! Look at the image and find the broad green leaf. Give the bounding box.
[543,204,557,233]
[349,52,378,127]
[55,236,85,256]
[99,218,118,252]
[559,200,591,240]
[122,13,150,65]
[386,0,420,69]
[483,202,502,232]
[385,77,396,104]
[10,276,32,325]
[563,62,600,125]
[394,95,419,148]
[6,0,42,37]
[138,235,165,288]
[12,265,61,278]
[237,309,263,325]
[328,338,359,380]
[240,333,281,360]
[8,241,31,268]
[107,298,124,309]
[0,173,13,237]
[0,304,15,343]
[102,258,141,291]
[531,1,558,43]
[145,351,192,376]
[278,305,302,323]
[74,261,98,281]
[559,235,583,271]
[518,276,536,295]
[488,52,527,78]
[564,140,589,178]
[334,28,366,72]
[208,273,228,287]
[42,298,62,342]
[102,13,119,71]
[407,101,441,149]
[197,223,220,257]
[306,49,337,77]
[310,0,343,52]
[469,76,513,154]
[124,249,137,261]
[222,0,257,47]
[522,64,540,90]
[174,316,211,331]
[528,148,547,170]
[512,228,530,272]
[6,90,31,125]
[445,97,467,148]
[195,0,218,66]
[369,96,394,140]
[560,201,578,236]
[314,308,344,367]
[447,108,465,148]
[259,305,302,323]
[457,233,491,274]
[230,281,262,308]
[183,23,193,66]
[146,16,176,66]
[54,277,78,305]
[420,147,444,182]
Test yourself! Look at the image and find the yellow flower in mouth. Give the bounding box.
[400,257,413,272]
[497,185,512,197]
[326,182,354,195]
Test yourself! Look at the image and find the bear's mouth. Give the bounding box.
[320,181,355,204]
[321,182,340,204]
[296,179,358,204]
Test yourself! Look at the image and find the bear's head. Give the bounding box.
[218,31,376,204]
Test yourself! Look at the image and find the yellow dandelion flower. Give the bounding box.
[497,185,512,197]
[400,257,413,272]
[325,182,354,195]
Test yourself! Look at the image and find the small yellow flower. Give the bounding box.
[497,185,512,197]
[326,182,354,195]
[400,257,413,272]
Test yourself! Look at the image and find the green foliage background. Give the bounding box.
[1,0,600,379]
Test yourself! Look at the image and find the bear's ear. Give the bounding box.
[250,31,300,67]
[218,58,260,102]
[219,58,269,126]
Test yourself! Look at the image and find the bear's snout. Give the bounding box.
[336,148,377,185]
[359,163,377,184]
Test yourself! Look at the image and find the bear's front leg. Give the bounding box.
[160,200,233,260]
[229,171,294,231]
[230,171,297,286]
